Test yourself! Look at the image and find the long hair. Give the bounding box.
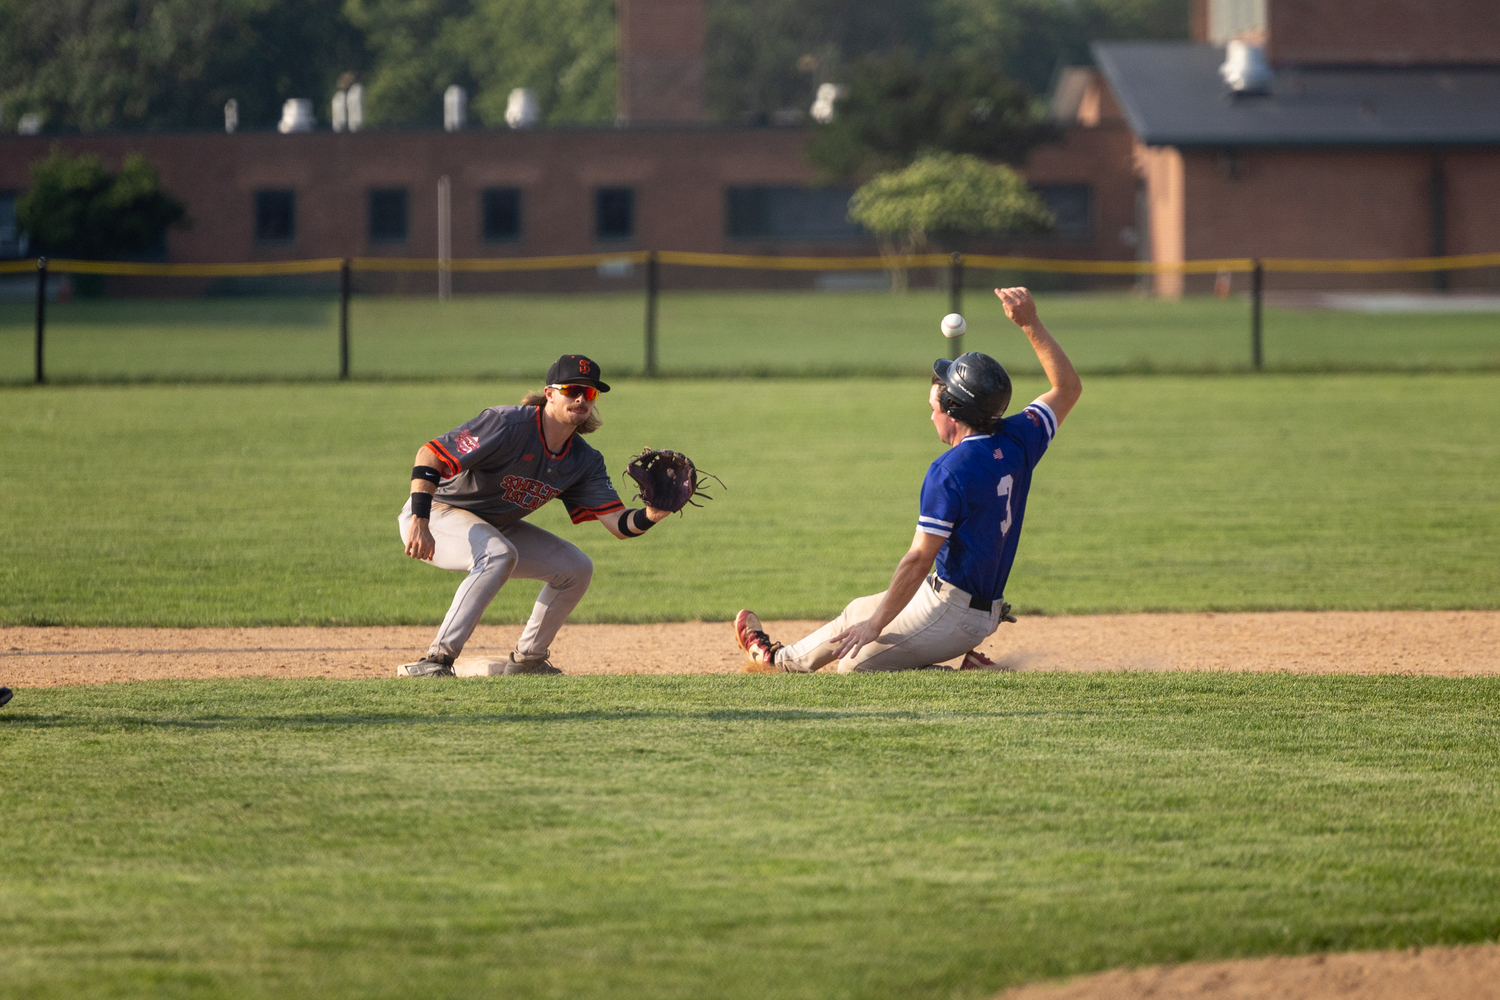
[520,390,602,434]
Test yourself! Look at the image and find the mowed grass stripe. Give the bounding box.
[3,290,1500,383]
[1,675,1497,1000]
[2,373,1498,625]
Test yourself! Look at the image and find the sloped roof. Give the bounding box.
[1093,41,1500,146]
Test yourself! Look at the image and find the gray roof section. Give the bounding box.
[1093,41,1500,146]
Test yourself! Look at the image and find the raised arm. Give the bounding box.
[995,287,1082,424]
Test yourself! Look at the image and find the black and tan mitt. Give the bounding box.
[624,448,724,513]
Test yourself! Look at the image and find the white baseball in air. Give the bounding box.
[941,313,966,339]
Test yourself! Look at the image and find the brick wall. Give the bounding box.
[1268,0,1500,66]
[1145,146,1500,293]
[616,0,707,123]
[0,125,1140,289]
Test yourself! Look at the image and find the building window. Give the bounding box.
[725,187,862,240]
[369,188,409,243]
[1033,184,1094,240]
[0,191,27,258]
[595,188,634,240]
[482,188,522,241]
[254,190,295,243]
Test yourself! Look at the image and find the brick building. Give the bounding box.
[0,0,1134,289]
[1092,0,1500,295]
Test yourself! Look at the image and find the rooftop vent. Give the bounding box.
[278,99,315,133]
[346,85,363,132]
[810,83,844,124]
[444,85,468,131]
[224,99,238,134]
[506,88,540,128]
[1220,40,1272,95]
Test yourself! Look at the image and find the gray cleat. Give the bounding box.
[504,652,562,676]
[396,656,455,677]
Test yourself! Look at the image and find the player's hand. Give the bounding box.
[832,618,882,664]
[996,286,1039,328]
[645,505,671,523]
[405,519,436,561]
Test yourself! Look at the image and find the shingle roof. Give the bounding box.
[1092,41,1500,146]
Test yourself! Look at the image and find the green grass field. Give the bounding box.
[2,290,1498,383]
[3,373,1498,625]
[3,675,1498,1000]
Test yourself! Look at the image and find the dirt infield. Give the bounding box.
[3,610,1497,686]
[997,944,1500,1000]
[4,611,1497,999]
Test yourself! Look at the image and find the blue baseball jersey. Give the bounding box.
[917,398,1058,602]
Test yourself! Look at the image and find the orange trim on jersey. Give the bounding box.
[427,440,461,476]
[567,500,625,524]
[534,406,574,460]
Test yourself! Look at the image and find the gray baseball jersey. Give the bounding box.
[426,405,624,529]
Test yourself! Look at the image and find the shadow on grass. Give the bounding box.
[4,706,1077,730]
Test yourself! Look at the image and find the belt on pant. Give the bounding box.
[929,575,992,613]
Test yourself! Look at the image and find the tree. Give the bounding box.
[705,0,934,124]
[847,152,1053,290]
[344,0,616,128]
[935,0,1191,96]
[0,0,365,132]
[805,49,1059,181]
[705,0,1189,125]
[17,148,187,260]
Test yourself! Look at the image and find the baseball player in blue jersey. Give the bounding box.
[397,355,671,677]
[735,287,1081,672]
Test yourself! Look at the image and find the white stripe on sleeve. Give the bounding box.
[1026,399,1058,440]
[918,515,954,528]
[917,523,952,539]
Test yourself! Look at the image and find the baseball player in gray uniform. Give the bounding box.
[397,355,669,677]
[734,287,1081,673]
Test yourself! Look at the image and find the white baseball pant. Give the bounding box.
[778,574,1004,673]
[399,500,593,663]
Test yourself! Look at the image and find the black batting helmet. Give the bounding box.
[933,352,1012,431]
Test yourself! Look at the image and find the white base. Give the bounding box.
[453,657,508,677]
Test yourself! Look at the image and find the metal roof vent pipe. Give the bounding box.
[1220,40,1271,95]
[346,84,364,132]
[224,98,238,133]
[444,85,467,131]
[506,88,540,128]
[278,99,316,133]
[810,83,844,123]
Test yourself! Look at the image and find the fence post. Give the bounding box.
[34,257,47,385]
[949,252,964,360]
[1250,258,1264,372]
[644,251,659,377]
[339,258,351,381]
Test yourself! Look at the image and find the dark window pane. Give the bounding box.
[724,187,861,239]
[254,190,295,243]
[596,188,634,239]
[0,191,25,257]
[1033,184,1093,240]
[482,188,522,241]
[369,188,408,243]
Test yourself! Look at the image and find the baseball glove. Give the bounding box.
[624,448,724,513]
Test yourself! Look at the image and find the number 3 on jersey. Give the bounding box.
[996,474,1014,536]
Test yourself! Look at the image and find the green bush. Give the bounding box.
[17,148,187,261]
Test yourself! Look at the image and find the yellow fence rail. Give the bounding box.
[7,249,1500,279]
[9,249,1499,385]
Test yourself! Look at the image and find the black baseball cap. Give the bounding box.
[547,354,610,392]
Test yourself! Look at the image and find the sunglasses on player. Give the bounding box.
[549,383,599,401]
